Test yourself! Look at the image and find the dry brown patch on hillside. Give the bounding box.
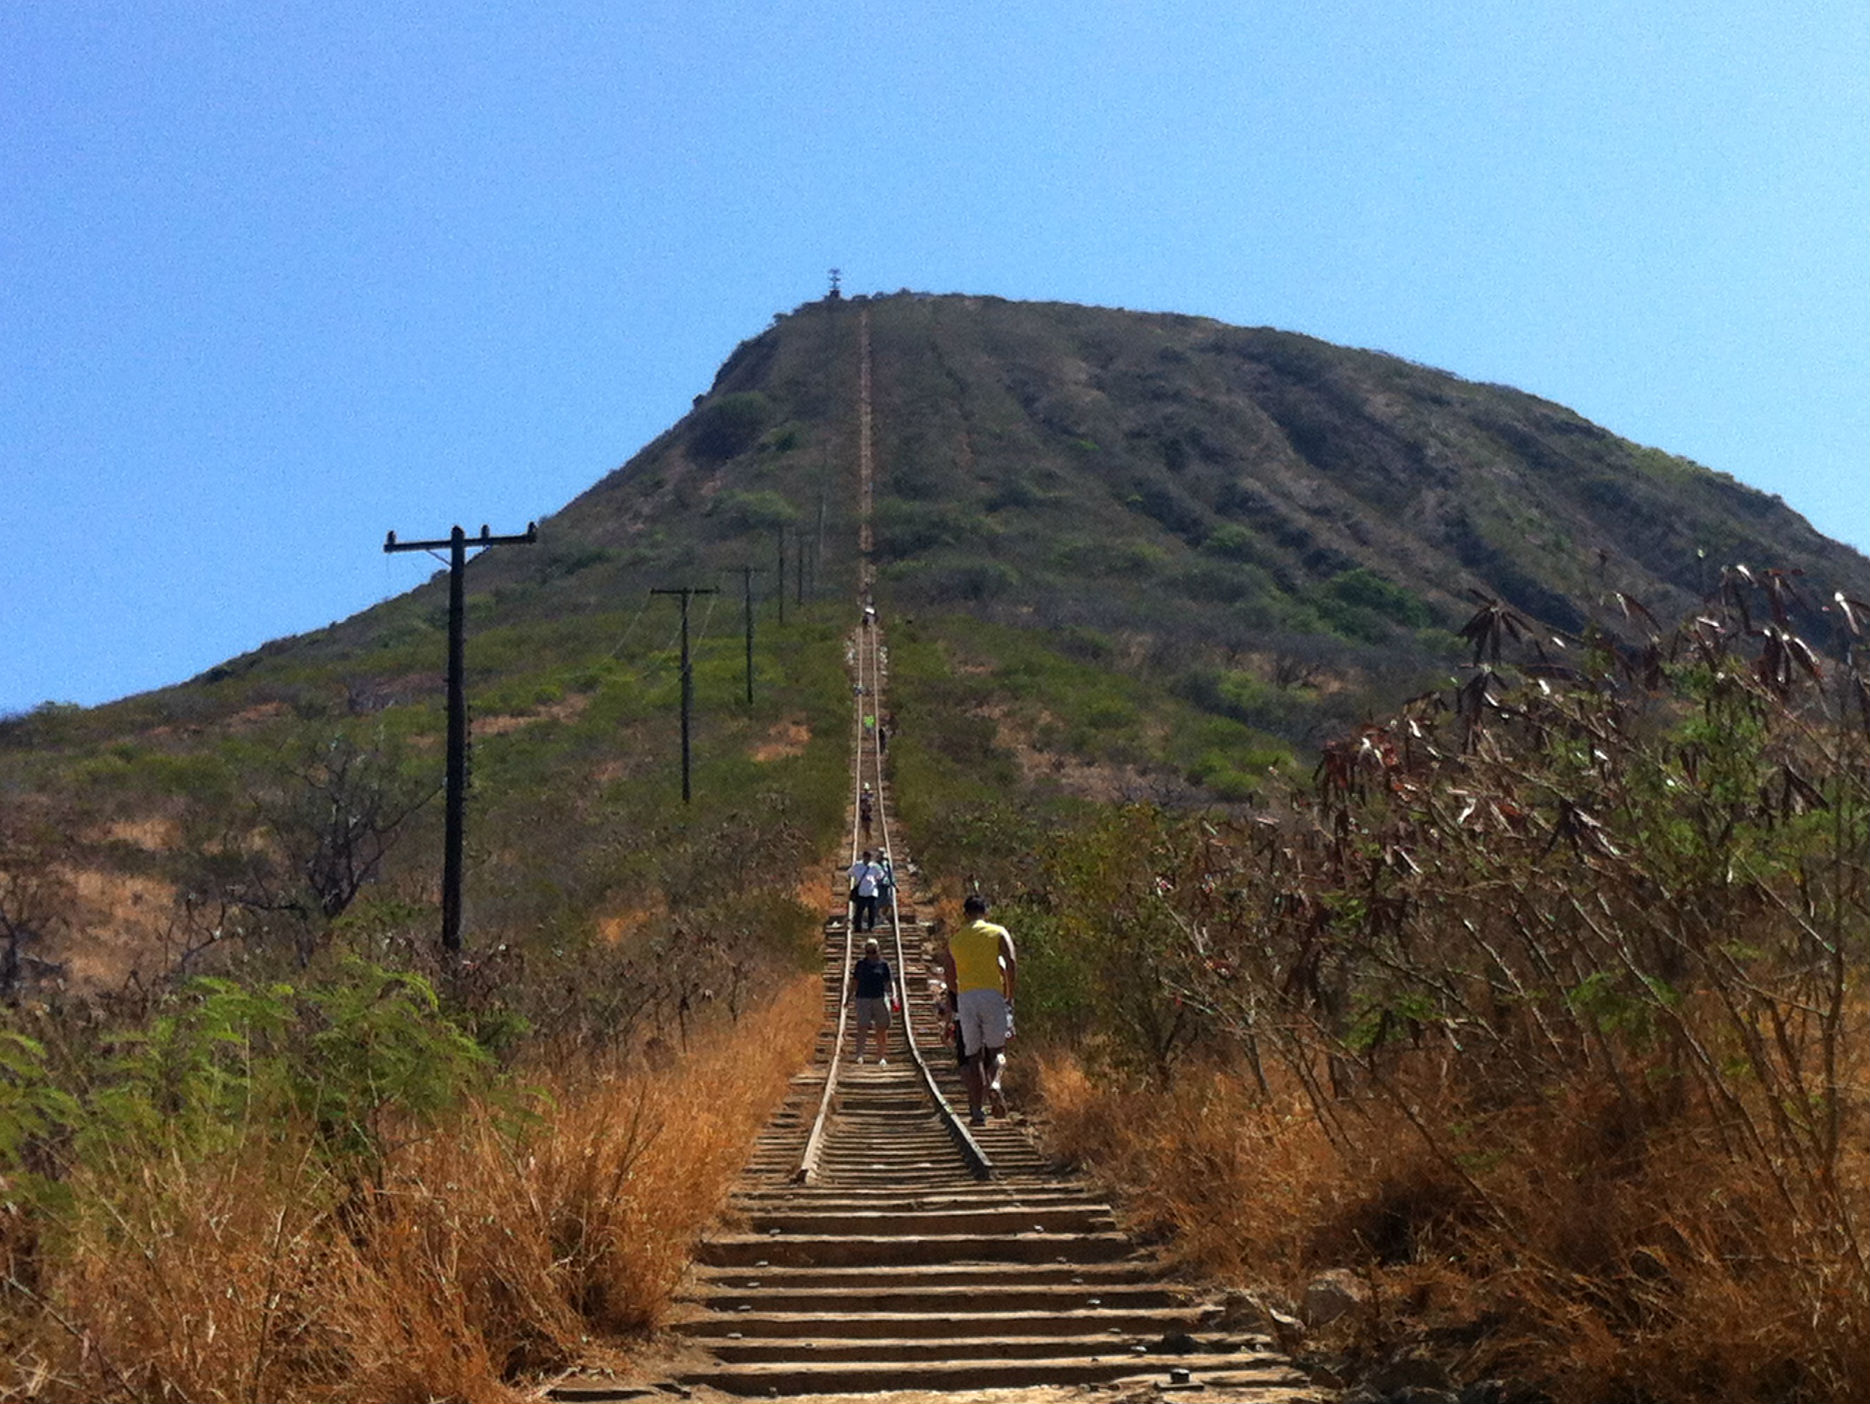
[597,899,667,945]
[475,694,592,736]
[987,704,1184,805]
[751,716,810,762]
[54,866,173,989]
[96,816,180,851]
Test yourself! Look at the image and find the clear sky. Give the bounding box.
[4,2,1865,716]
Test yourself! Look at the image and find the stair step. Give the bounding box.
[691,1259,1167,1290]
[671,1304,1202,1340]
[686,1282,1187,1313]
[697,1230,1137,1267]
[700,1332,1261,1364]
[675,1351,1313,1396]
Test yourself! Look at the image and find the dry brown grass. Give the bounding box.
[750,717,811,763]
[1036,1049,1870,1402]
[1037,1055,1347,1285]
[47,864,173,991]
[472,696,593,737]
[0,975,821,1404]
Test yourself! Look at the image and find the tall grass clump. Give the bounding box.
[1000,575,1870,1401]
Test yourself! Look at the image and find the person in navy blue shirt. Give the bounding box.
[850,937,897,1064]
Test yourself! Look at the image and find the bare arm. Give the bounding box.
[999,931,1017,1004]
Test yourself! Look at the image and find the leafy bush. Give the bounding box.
[709,488,800,533]
[1322,567,1430,627]
[74,960,495,1175]
[687,392,772,462]
[873,501,988,560]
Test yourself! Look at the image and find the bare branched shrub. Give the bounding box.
[1024,573,1870,1400]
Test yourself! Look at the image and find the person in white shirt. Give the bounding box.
[847,850,883,932]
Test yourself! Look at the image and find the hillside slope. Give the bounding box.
[855,294,1861,634]
[11,290,1865,787]
[527,292,1869,770]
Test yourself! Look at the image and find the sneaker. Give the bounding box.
[988,1084,1007,1116]
[854,1055,865,1065]
[877,1057,888,1066]
[969,1107,988,1127]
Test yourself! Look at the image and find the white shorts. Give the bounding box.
[956,987,1008,1058]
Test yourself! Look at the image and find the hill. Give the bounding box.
[539,291,1870,800]
[7,290,1867,962]
[2,292,1867,1402]
[532,291,1870,770]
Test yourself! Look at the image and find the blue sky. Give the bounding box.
[4,1,1865,715]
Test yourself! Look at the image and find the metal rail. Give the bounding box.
[796,307,990,1183]
[793,623,875,1184]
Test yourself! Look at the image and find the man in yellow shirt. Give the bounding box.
[939,894,1018,1126]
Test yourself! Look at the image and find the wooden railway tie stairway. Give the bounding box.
[649,910,1323,1399]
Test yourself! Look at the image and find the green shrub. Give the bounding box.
[688,392,772,462]
[710,488,800,533]
[1201,523,1262,563]
[1323,567,1430,627]
[874,501,988,560]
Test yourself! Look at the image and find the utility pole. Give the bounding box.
[814,482,828,600]
[730,566,762,706]
[383,521,537,955]
[775,525,786,626]
[650,586,719,802]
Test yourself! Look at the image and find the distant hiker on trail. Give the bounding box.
[850,937,896,1064]
[940,894,1018,1126]
[848,850,883,933]
[859,783,875,833]
[876,849,896,915]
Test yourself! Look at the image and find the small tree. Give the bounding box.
[186,727,438,964]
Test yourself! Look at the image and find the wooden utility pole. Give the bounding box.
[383,522,537,954]
[650,586,719,802]
[775,525,786,626]
[814,482,827,600]
[730,565,762,706]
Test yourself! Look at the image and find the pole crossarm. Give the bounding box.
[384,523,538,554]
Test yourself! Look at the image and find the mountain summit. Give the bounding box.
[549,292,1866,640]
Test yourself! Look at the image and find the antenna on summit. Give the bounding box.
[827,267,842,300]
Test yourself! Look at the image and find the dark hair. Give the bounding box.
[963,894,989,916]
